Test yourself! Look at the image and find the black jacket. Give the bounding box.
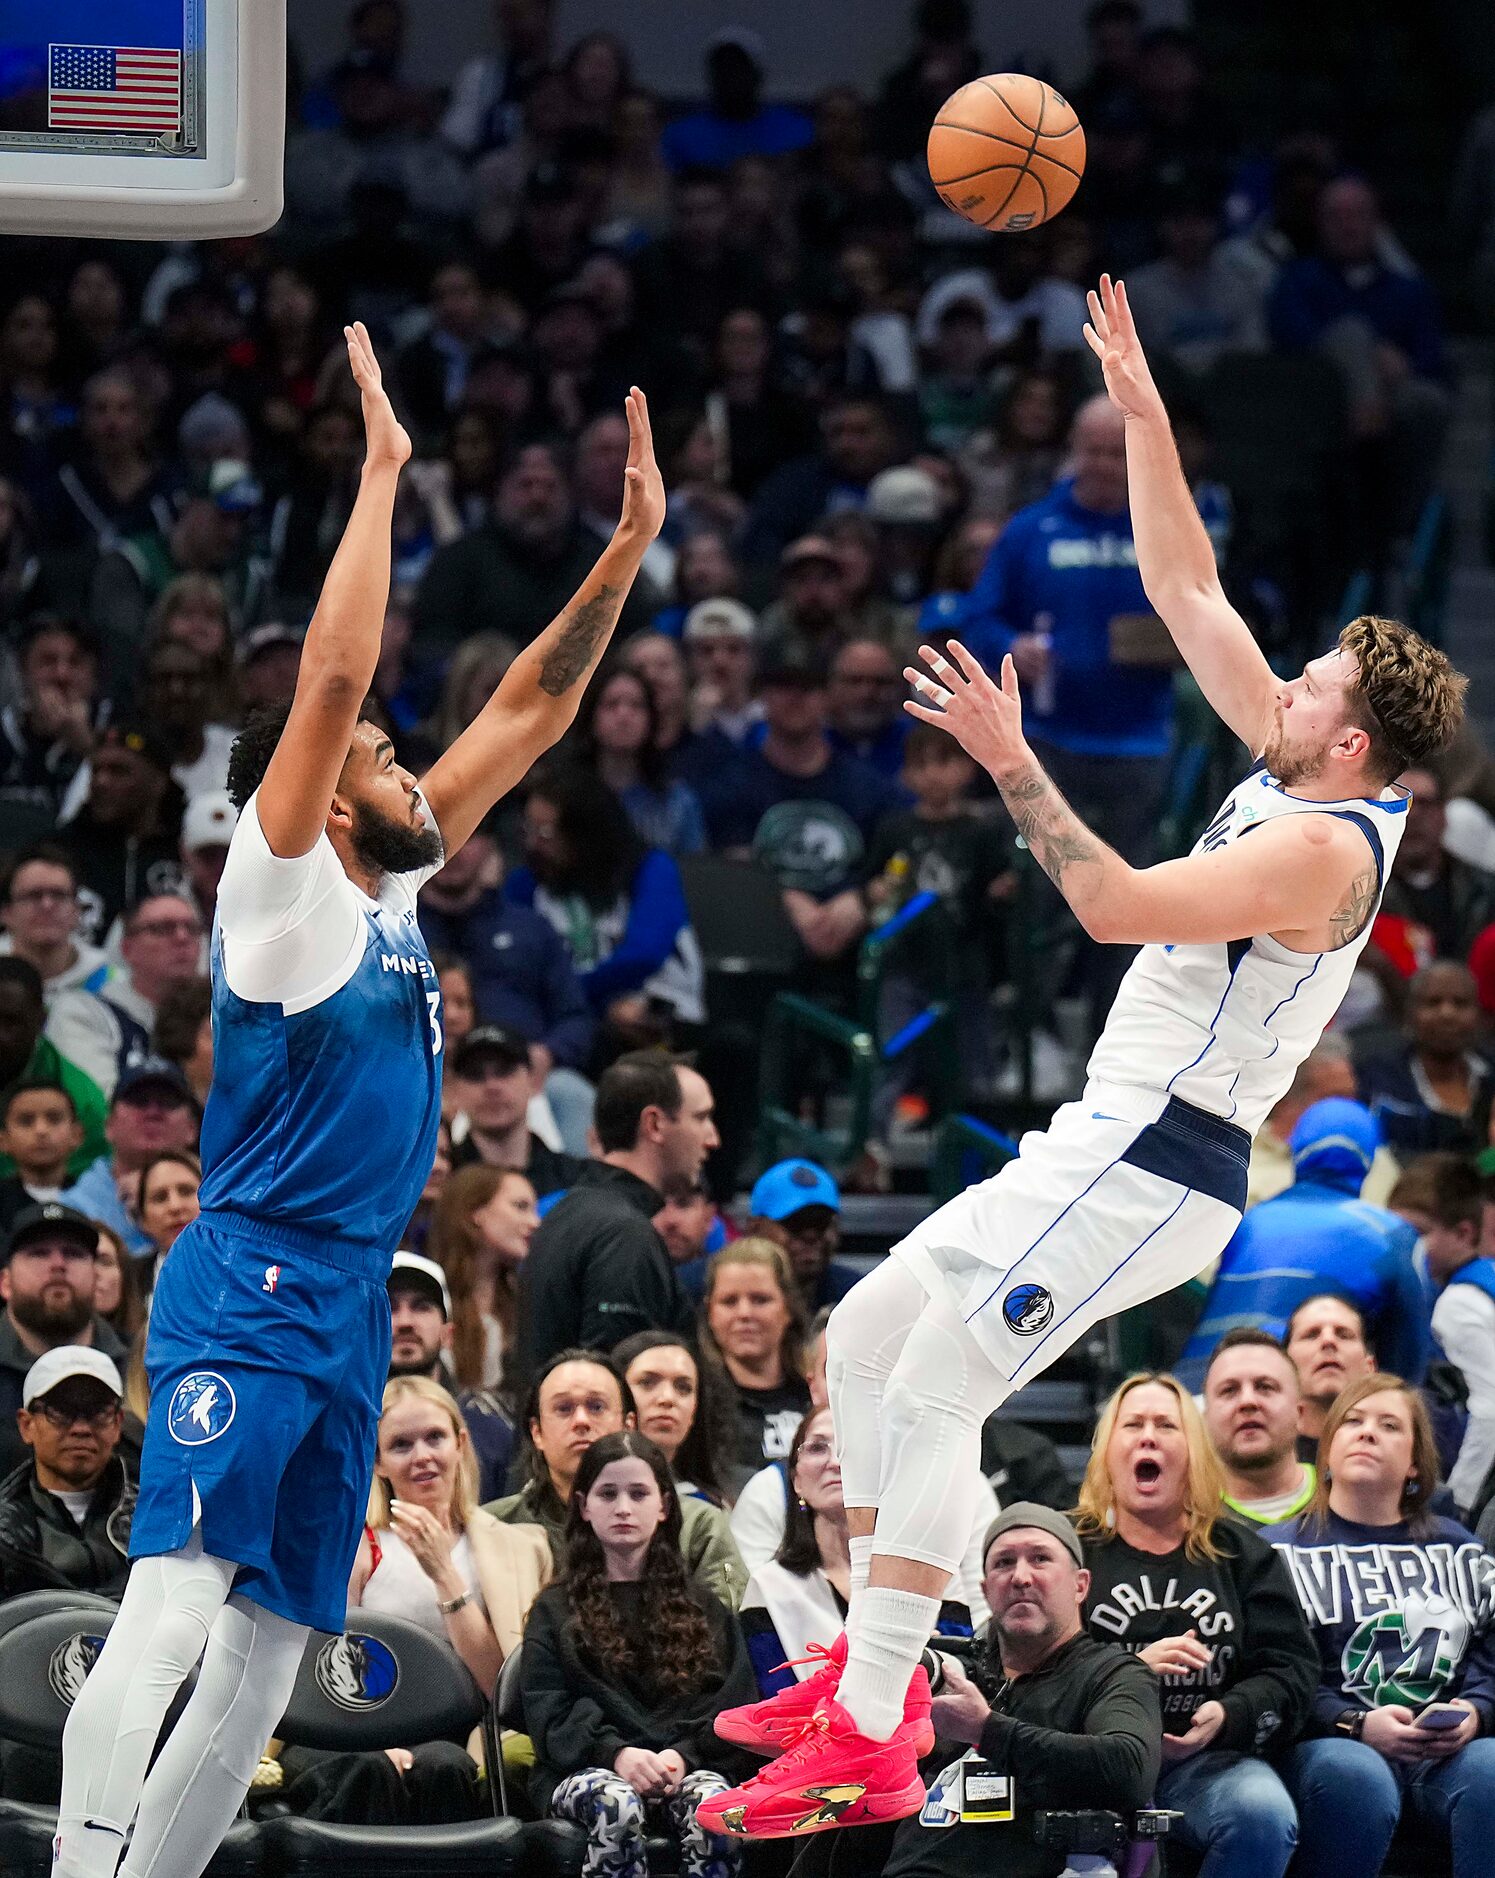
[514,1162,691,1382]
[1080,1521,1316,1754]
[0,1453,135,1599]
[0,1315,130,1483]
[520,1578,755,1811]
[883,1631,1160,1878]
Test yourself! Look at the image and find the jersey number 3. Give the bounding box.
[425,990,443,1056]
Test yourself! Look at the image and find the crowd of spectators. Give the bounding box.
[1,2,1495,1874]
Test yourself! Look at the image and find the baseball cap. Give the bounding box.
[388,1250,451,1318]
[683,598,757,643]
[5,1202,99,1264]
[781,534,842,572]
[758,645,830,691]
[237,623,305,668]
[1290,1097,1379,1180]
[94,720,173,776]
[23,1346,124,1408]
[182,790,239,854]
[199,459,263,515]
[453,1025,531,1076]
[750,1158,840,1222]
[866,465,942,527]
[112,1056,195,1107]
[982,1502,1084,1570]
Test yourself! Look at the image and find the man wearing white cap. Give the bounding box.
[683,599,763,748]
[0,1345,133,1600]
[386,1250,514,1502]
[179,791,238,929]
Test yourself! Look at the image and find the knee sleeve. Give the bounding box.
[825,1258,927,1508]
[869,1294,1011,1578]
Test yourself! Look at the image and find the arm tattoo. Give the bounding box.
[998,764,1106,904]
[537,584,620,697]
[1327,864,1379,950]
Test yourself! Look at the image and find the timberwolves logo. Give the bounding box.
[166,1372,236,1446]
[1343,1594,1471,1707]
[315,1634,399,1711]
[1003,1283,1055,1336]
[48,1633,106,1705]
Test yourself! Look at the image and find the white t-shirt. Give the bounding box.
[217,790,443,1012]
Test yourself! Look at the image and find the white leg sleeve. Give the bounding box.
[870,1287,1012,1578]
[825,1257,928,1509]
[55,1533,238,1878]
[118,1594,308,1878]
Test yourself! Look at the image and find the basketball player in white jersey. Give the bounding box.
[698,274,1468,1839]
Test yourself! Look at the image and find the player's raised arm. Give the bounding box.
[257,323,410,858]
[419,387,665,855]
[907,641,1368,949]
[1085,275,1278,755]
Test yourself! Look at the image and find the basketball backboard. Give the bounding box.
[0,0,284,239]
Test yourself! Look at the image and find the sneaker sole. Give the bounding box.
[706,1724,937,1841]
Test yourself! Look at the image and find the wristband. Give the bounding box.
[439,1589,474,1615]
[1333,1709,1365,1741]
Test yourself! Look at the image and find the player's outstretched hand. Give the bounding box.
[1083,275,1164,423]
[345,321,412,472]
[904,640,1029,780]
[616,386,665,544]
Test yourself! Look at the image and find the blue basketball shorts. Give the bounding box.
[130,1210,392,1635]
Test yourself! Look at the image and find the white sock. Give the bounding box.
[834,1586,940,1741]
[841,1532,877,1653]
[52,1821,125,1878]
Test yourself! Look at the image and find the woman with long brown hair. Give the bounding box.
[520,1431,755,1877]
[424,1162,538,1390]
[700,1240,811,1492]
[1074,1373,1313,1878]
[1266,1374,1495,1878]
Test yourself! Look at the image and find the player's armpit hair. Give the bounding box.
[1339,615,1467,782]
[1326,862,1379,950]
[538,583,621,697]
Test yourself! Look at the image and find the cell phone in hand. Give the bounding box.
[1415,1704,1466,1731]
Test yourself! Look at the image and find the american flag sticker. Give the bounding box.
[48,44,183,137]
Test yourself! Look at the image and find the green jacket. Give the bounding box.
[0,1037,108,1180]
[486,1476,748,1611]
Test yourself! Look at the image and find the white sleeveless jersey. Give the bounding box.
[1085,762,1407,1137]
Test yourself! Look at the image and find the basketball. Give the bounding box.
[927,73,1086,234]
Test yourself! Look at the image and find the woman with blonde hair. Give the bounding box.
[1075,1373,1314,1878]
[148,572,238,720]
[1265,1374,1495,1878]
[424,1162,538,1390]
[422,632,517,754]
[700,1239,811,1493]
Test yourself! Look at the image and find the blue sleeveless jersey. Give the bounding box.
[197,899,442,1271]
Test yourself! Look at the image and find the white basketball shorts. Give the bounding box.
[891,1081,1249,1385]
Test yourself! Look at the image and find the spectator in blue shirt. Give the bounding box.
[660,29,813,174]
[1269,175,1449,534]
[1177,1098,1432,1393]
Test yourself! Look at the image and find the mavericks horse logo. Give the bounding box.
[1343,1594,1470,1708]
[166,1372,236,1446]
[48,1633,106,1705]
[1002,1283,1055,1336]
[315,1634,399,1711]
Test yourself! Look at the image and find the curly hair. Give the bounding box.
[560,1432,721,1702]
[1338,615,1467,783]
[225,702,295,810]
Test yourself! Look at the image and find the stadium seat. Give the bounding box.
[0,1598,259,1878]
[260,1611,523,1876]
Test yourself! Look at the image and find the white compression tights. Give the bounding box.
[54,1531,307,1878]
[826,1256,1012,1579]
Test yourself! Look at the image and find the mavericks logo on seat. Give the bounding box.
[166,1372,237,1446]
[1002,1284,1055,1336]
[48,1633,106,1705]
[316,1634,400,1711]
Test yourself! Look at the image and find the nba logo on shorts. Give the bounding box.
[1002,1283,1055,1336]
[263,1264,281,1293]
[166,1372,237,1446]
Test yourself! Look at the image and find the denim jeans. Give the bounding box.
[1155,1748,1297,1878]
[1289,1734,1495,1878]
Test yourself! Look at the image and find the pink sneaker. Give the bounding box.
[715,1634,848,1752]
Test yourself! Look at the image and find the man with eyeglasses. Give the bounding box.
[0,1343,133,1600]
[0,1205,128,1485]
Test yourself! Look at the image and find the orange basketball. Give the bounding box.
[927,73,1086,233]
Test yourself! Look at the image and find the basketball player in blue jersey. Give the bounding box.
[698,275,1471,1839]
[53,325,665,1878]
